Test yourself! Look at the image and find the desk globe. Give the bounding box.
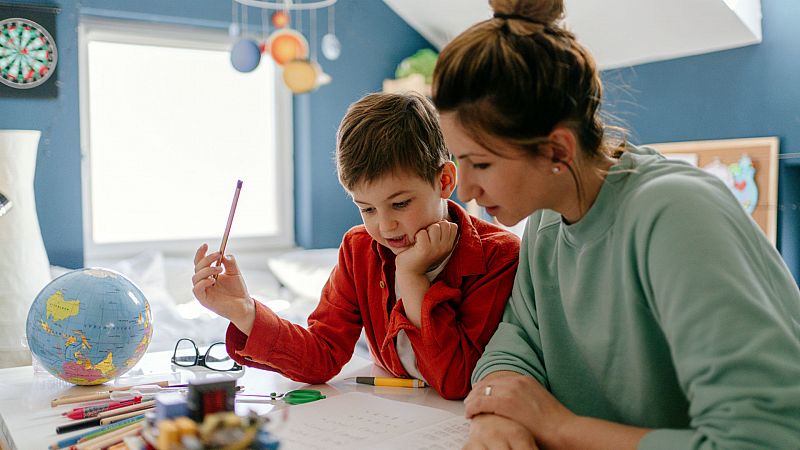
[25,268,153,385]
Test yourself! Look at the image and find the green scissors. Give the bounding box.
[269,389,326,405]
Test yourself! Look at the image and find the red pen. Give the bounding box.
[63,396,142,420]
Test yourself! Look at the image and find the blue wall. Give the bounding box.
[0,0,430,268]
[10,0,797,280]
[292,1,430,249]
[602,0,800,281]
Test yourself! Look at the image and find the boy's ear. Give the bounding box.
[439,161,457,199]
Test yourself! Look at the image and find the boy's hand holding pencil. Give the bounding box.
[191,180,256,335]
[192,246,255,335]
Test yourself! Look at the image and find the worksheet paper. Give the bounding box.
[269,392,469,449]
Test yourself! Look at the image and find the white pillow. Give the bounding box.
[267,248,338,302]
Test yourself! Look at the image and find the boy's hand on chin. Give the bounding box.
[395,220,458,275]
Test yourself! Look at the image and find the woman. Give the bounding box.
[432,0,800,448]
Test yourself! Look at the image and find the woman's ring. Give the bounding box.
[484,385,493,396]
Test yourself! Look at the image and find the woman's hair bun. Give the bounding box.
[489,0,564,26]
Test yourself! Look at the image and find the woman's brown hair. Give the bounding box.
[432,0,615,163]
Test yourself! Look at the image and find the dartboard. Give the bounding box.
[0,17,58,89]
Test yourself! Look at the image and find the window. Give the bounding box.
[79,18,293,260]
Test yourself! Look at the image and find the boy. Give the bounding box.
[191,93,519,399]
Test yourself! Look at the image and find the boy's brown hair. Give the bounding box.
[336,92,450,192]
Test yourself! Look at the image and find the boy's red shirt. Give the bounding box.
[225,200,520,399]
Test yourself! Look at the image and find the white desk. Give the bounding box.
[0,351,464,449]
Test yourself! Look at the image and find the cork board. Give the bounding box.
[648,137,779,244]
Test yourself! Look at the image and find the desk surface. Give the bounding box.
[0,351,464,450]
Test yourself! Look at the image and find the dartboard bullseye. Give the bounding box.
[0,17,58,89]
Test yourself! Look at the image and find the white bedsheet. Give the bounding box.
[78,249,340,354]
[50,248,370,363]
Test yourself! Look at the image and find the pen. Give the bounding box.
[214,179,243,280]
[355,377,427,388]
[63,397,142,420]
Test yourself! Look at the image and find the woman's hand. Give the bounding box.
[191,243,255,334]
[465,371,576,448]
[463,413,539,450]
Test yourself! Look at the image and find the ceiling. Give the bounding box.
[382,0,762,70]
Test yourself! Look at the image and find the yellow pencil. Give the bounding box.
[355,377,427,388]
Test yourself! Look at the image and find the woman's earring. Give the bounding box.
[552,166,560,174]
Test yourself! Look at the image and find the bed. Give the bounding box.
[74,248,341,354]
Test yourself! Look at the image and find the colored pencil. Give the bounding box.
[97,400,155,419]
[100,407,155,425]
[76,416,145,443]
[56,400,153,434]
[48,415,144,449]
[64,397,142,419]
[50,380,170,407]
[213,179,243,280]
[78,424,142,450]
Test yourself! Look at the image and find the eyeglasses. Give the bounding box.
[171,338,242,372]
